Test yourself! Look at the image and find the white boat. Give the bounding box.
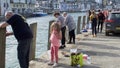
[32,10,48,17]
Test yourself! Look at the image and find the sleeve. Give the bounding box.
[58,31,62,40]
[6,15,16,25]
[56,17,60,22]
[56,17,62,26]
[64,17,68,25]
[102,13,105,20]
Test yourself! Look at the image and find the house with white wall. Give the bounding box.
[10,0,36,14]
[0,0,36,16]
[0,0,11,16]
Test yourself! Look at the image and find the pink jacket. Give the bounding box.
[50,30,60,47]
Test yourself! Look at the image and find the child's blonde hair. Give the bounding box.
[50,22,61,34]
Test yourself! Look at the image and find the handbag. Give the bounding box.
[70,53,83,67]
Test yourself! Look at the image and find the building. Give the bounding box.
[0,0,11,16]
[59,0,97,12]
[10,0,36,14]
[36,0,60,13]
[0,0,2,16]
[0,0,36,16]
[32,0,98,13]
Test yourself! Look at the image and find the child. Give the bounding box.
[48,22,62,66]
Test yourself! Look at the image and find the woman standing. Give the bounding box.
[90,11,98,37]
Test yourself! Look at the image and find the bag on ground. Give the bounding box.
[70,53,83,67]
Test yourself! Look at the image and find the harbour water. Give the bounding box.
[5,12,86,68]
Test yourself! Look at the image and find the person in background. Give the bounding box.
[0,11,33,68]
[63,12,76,44]
[86,10,91,29]
[54,12,66,49]
[48,22,62,66]
[97,10,105,33]
[103,9,109,19]
[90,11,98,37]
[88,10,92,21]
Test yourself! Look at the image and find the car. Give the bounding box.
[105,11,120,36]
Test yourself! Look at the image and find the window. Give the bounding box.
[112,13,120,17]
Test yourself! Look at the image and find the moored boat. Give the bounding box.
[32,10,48,17]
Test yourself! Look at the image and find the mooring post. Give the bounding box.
[29,23,37,61]
[47,20,54,50]
[76,16,82,34]
[0,28,6,68]
[82,16,86,30]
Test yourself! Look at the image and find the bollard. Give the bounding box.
[0,28,6,68]
[29,23,37,61]
[86,16,89,24]
[76,16,81,34]
[65,26,69,42]
[47,20,55,50]
[82,16,86,30]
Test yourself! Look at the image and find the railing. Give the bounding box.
[0,23,37,68]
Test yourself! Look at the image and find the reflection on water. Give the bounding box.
[6,12,86,68]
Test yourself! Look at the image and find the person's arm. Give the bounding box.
[96,14,98,20]
[102,13,105,20]
[89,15,92,21]
[58,31,62,40]
[64,17,69,25]
[56,19,61,27]
[0,22,9,28]
[0,22,13,37]
[6,32,14,36]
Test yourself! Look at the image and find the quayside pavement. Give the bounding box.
[29,32,120,68]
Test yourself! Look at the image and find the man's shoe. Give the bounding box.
[73,42,75,44]
[59,46,64,49]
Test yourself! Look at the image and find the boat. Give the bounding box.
[32,10,48,17]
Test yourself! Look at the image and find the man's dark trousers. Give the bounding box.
[17,38,32,68]
[69,29,75,43]
[61,26,66,45]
